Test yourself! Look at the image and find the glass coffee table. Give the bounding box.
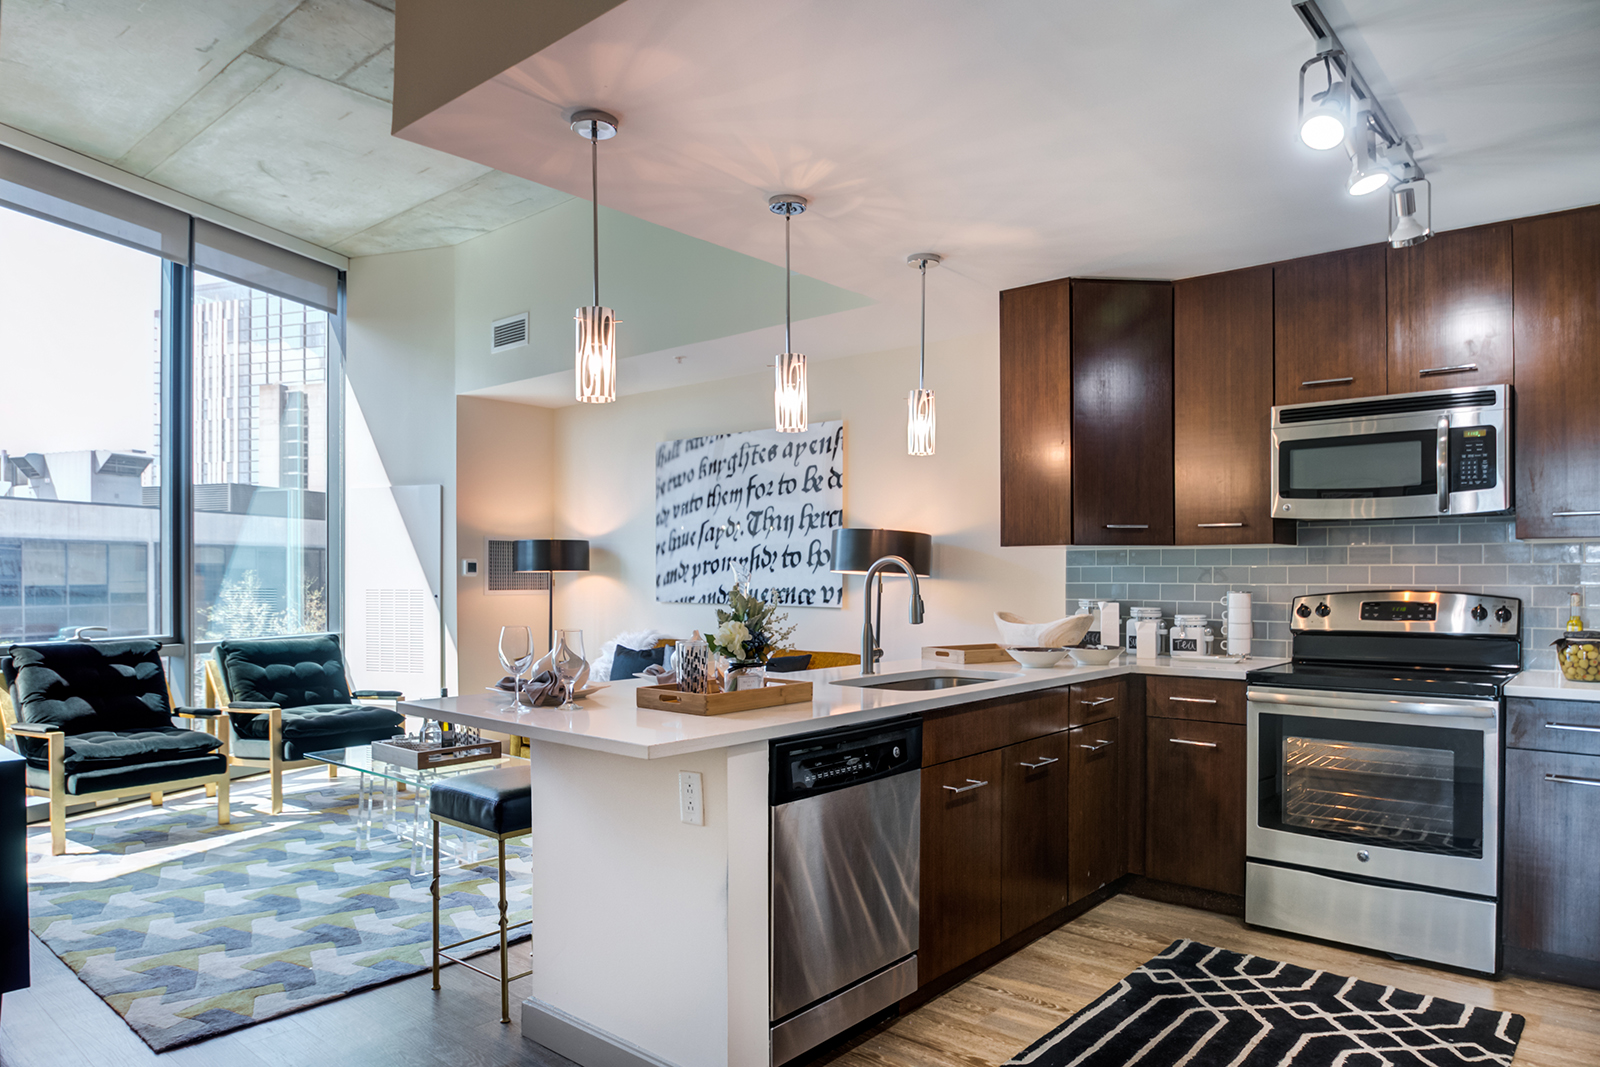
[305,744,527,874]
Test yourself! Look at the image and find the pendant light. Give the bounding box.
[906,253,942,456]
[571,109,618,403]
[770,194,808,433]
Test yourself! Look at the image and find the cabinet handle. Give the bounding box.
[943,778,989,794]
[1105,524,1149,530]
[1168,696,1218,704]
[1197,522,1244,528]
[1019,756,1060,769]
[1301,376,1355,387]
[1552,511,1600,517]
[1079,739,1115,752]
[1170,738,1218,748]
[1545,722,1600,735]
[1419,363,1479,377]
[1079,697,1116,707]
[1546,773,1600,789]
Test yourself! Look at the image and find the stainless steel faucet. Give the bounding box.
[860,555,925,674]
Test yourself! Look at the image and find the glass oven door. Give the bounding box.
[1246,687,1499,897]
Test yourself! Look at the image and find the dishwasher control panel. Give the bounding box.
[770,717,922,806]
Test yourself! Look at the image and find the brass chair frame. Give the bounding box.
[430,813,532,1024]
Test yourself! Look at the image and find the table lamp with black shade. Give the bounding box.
[831,528,933,662]
[512,538,591,653]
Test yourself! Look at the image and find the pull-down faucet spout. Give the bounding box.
[860,555,924,675]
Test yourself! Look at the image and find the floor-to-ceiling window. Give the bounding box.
[0,145,344,698]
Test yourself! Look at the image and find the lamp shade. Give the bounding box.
[830,528,932,576]
[512,539,591,573]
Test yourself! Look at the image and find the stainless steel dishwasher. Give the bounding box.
[770,717,921,1065]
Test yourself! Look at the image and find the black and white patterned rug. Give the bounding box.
[1006,939,1524,1066]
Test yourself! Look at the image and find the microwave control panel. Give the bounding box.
[1450,426,1497,492]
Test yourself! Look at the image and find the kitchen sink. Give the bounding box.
[832,670,1017,691]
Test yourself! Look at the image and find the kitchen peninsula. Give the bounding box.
[402,654,1279,1067]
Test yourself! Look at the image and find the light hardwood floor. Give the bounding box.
[814,894,1600,1067]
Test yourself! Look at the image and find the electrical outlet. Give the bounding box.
[678,770,704,826]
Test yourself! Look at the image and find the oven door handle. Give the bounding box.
[1247,686,1498,719]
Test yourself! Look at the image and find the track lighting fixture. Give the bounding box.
[1389,179,1432,248]
[1298,54,1349,150]
[571,109,619,403]
[770,195,808,434]
[1345,122,1392,197]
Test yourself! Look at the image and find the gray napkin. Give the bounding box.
[641,663,678,686]
[495,671,567,707]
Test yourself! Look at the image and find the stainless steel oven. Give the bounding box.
[1245,590,1520,974]
[1271,384,1510,521]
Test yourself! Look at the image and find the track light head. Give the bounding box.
[1389,180,1432,248]
[1345,123,1393,196]
[1298,55,1349,150]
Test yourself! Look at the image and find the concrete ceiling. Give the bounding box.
[397,0,1600,394]
[0,0,572,256]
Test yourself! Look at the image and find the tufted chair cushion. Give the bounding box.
[7,640,177,766]
[214,634,352,709]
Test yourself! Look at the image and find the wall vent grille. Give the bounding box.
[486,539,551,595]
[490,313,529,353]
[364,589,426,674]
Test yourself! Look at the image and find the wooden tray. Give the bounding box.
[922,643,1013,665]
[636,678,813,716]
[370,737,503,771]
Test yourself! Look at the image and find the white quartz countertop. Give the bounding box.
[400,654,1284,760]
[1504,670,1600,702]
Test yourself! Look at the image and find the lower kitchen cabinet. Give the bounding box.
[1068,715,1126,903]
[1144,716,1245,895]
[920,748,1004,983]
[1504,744,1600,982]
[1001,731,1072,938]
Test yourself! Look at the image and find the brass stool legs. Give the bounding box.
[429,815,531,1024]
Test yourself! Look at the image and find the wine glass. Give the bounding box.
[551,629,586,711]
[498,626,534,703]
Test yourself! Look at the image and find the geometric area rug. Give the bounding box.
[25,777,531,1052]
[1005,939,1525,1067]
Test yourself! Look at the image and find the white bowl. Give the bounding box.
[1005,646,1069,668]
[1068,645,1124,666]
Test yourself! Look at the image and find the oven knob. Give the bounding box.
[1296,604,1312,618]
[1357,850,1370,863]
[1314,602,1331,617]
[1495,605,1512,624]
[1471,604,1488,622]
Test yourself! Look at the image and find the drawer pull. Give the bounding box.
[1546,773,1600,789]
[943,779,989,794]
[1170,738,1218,748]
[1545,722,1600,735]
[1301,376,1355,387]
[1105,524,1149,530]
[1079,697,1116,707]
[1169,696,1218,704]
[1419,363,1479,377]
[1019,756,1060,769]
[1197,522,1244,528]
[1552,511,1600,517]
[1079,739,1115,752]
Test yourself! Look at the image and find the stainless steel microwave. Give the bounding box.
[1271,385,1511,521]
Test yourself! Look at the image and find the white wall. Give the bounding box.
[547,330,1066,665]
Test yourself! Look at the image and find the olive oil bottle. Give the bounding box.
[1567,591,1585,632]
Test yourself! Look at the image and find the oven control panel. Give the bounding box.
[1291,590,1519,636]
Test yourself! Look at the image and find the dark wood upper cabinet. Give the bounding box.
[1514,205,1600,540]
[1387,222,1513,392]
[1071,280,1174,545]
[1173,266,1293,545]
[999,280,1072,546]
[1274,243,1387,405]
[1000,731,1072,938]
[919,749,1003,984]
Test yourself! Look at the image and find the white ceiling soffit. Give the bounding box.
[399,0,1600,363]
[0,0,572,257]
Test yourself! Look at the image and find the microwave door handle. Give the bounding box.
[1437,413,1450,514]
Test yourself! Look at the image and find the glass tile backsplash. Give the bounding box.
[1063,517,1596,670]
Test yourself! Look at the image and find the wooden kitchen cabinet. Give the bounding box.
[1274,243,1387,405]
[1504,746,1600,986]
[1071,279,1175,545]
[1068,675,1127,727]
[1143,717,1246,896]
[999,279,1072,546]
[1173,266,1293,545]
[1387,222,1513,392]
[1513,205,1600,540]
[1068,714,1126,903]
[1144,675,1246,725]
[1001,731,1072,938]
[920,748,1004,983]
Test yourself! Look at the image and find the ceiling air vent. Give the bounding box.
[490,312,529,353]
